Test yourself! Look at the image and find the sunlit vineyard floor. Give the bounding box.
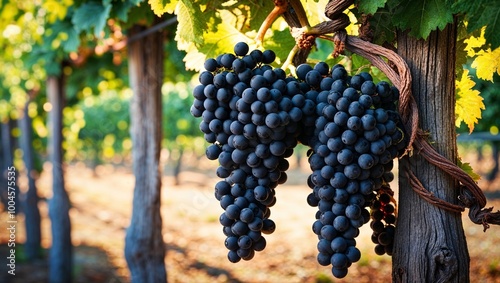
[1,150,500,283]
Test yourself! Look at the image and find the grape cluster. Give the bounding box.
[191,42,406,279]
[300,64,405,278]
[190,42,308,262]
[370,186,396,256]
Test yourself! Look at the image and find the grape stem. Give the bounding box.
[281,44,300,73]
[288,0,310,28]
[255,1,288,46]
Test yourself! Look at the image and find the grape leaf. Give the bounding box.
[368,7,396,44]
[72,2,112,37]
[455,70,485,133]
[389,0,454,40]
[262,28,296,65]
[148,0,177,16]
[471,47,500,82]
[247,0,275,32]
[179,12,253,71]
[174,0,206,45]
[457,158,481,182]
[56,20,80,52]
[111,0,137,22]
[453,0,500,49]
[197,19,253,60]
[356,0,387,15]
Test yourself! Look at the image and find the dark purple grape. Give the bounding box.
[221,53,236,68]
[199,71,214,85]
[306,70,322,88]
[262,50,276,64]
[350,75,364,90]
[341,130,357,145]
[234,42,249,56]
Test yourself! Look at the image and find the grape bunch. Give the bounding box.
[190,42,406,279]
[370,186,397,256]
[299,64,405,278]
[190,42,308,263]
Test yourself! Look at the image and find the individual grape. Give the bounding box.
[341,130,357,145]
[199,71,214,85]
[331,66,348,81]
[251,75,268,90]
[342,87,358,101]
[345,204,362,219]
[306,70,323,88]
[318,252,332,266]
[360,80,376,95]
[331,267,348,279]
[320,77,334,91]
[348,101,364,117]
[262,50,276,64]
[234,42,249,56]
[345,246,361,263]
[333,111,349,127]
[206,144,222,160]
[376,81,391,98]
[361,114,376,130]
[331,252,349,269]
[314,61,330,76]
[335,97,351,112]
[297,63,313,80]
[330,237,347,253]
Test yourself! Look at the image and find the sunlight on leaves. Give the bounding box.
[455,70,485,133]
[471,47,500,82]
[149,0,177,16]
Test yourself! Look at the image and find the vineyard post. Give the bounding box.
[47,73,73,283]
[19,98,42,261]
[392,22,470,281]
[124,20,167,282]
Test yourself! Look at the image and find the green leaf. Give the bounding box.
[356,0,387,15]
[197,21,253,59]
[247,0,275,32]
[72,2,112,37]
[262,28,296,65]
[457,158,481,182]
[389,0,454,39]
[367,7,396,44]
[174,0,206,45]
[111,0,137,22]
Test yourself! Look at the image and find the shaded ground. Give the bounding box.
[0,151,500,282]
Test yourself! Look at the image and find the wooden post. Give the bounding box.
[124,20,167,282]
[47,74,73,283]
[392,22,470,282]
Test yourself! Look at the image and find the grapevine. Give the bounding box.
[190,39,407,278]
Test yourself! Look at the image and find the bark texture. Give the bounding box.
[47,75,73,283]
[392,24,470,282]
[20,100,42,261]
[124,22,167,283]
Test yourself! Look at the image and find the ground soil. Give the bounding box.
[0,150,499,283]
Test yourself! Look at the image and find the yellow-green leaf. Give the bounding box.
[471,47,500,81]
[455,70,485,133]
[174,0,205,45]
[148,0,177,16]
[457,158,481,182]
